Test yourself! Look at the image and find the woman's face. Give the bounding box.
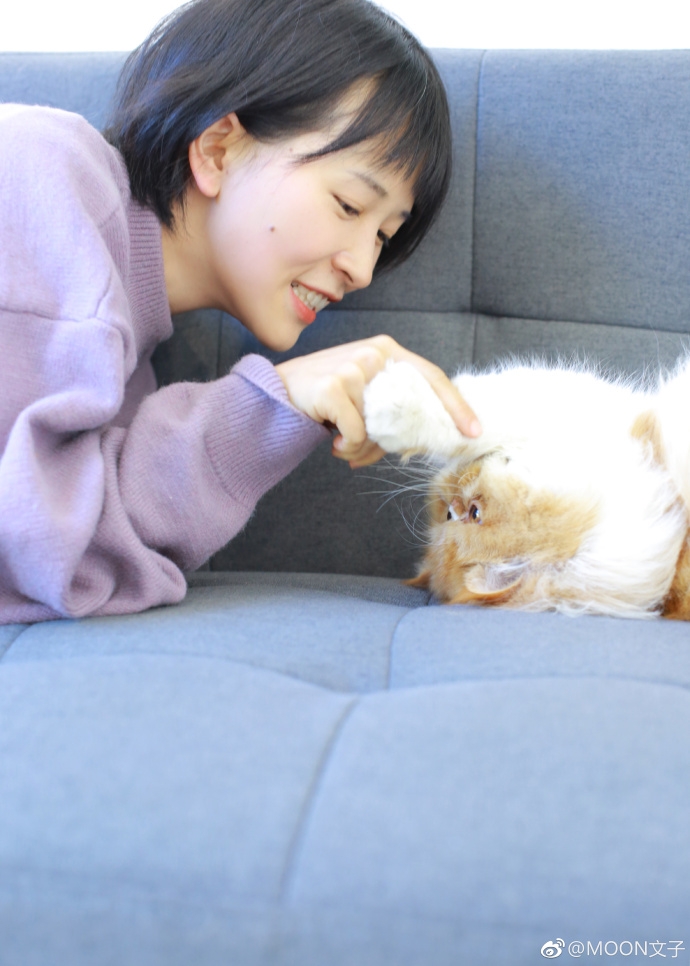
[189,121,416,351]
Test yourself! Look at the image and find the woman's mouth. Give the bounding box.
[290,282,331,324]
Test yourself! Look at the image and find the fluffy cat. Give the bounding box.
[363,358,690,619]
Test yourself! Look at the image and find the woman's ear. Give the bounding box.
[188,113,249,199]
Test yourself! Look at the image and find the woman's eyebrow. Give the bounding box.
[348,170,412,219]
[348,170,388,197]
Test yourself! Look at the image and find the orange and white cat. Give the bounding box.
[363,359,690,619]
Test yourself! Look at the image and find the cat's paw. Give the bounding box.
[363,361,464,458]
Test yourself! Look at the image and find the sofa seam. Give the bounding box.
[469,49,488,319]
[314,304,690,338]
[384,671,690,696]
[7,642,690,697]
[278,697,359,904]
[0,647,363,693]
[0,626,31,662]
[385,608,423,690]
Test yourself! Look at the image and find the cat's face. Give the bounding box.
[363,359,690,617]
[414,451,599,606]
[412,427,688,618]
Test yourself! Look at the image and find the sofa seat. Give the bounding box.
[1,573,688,965]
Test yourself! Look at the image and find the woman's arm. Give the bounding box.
[0,106,327,624]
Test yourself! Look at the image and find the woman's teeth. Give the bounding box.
[291,282,330,313]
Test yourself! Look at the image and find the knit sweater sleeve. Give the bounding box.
[0,106,329,623]
[84,355,328,620]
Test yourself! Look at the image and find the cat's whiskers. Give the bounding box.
[357,458,435,544]
[404,499,432,544]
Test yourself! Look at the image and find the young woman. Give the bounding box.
[0,0,479,623]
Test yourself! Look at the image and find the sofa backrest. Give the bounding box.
[3,49,690,579]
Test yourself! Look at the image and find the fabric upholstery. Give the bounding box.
[473,51,690,330]
[148,50,690,578]
[4,47,662,578]
[1,48,689,966]
[1,578,689,965]
[0,51,127,129]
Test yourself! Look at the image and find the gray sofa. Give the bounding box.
[1,49,689,966]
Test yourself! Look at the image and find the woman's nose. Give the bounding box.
[331,237,378,291]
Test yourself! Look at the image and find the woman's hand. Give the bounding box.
[275,335,481,468]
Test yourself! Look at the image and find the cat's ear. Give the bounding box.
[450,563,525,604]
[631,410,665,466]
[405,569,432,589]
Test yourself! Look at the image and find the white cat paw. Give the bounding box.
[363,361,464,458]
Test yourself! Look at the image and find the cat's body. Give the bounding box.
[363,359,690,619]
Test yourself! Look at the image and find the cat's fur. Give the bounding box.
[363,358,690,619]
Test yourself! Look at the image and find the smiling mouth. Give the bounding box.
[290,282,332,313]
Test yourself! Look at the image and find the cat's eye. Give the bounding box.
[446,501,482,523]
[467,501,482,523]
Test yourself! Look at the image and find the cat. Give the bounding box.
[362,358,690,620]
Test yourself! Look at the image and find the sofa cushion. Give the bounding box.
[3,573,428,693]
[0,52,126,130]
[1,574,688,964]
[473,50,690,331]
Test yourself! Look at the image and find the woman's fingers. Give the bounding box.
[275,335,482,474]
[321,378,367,447]
[332,434,385,467]
[417,365,482,437]
[346,335,482,438]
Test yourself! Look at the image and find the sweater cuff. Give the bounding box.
[233,353,305,408]
[205,354,330,508]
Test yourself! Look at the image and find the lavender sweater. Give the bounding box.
[0,105,329,624]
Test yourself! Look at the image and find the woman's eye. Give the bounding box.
[336,199,390,247]
[338,199,359,217]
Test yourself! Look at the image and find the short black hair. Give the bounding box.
[105,0,451,271]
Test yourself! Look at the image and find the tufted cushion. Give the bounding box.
[1,575,688,964]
